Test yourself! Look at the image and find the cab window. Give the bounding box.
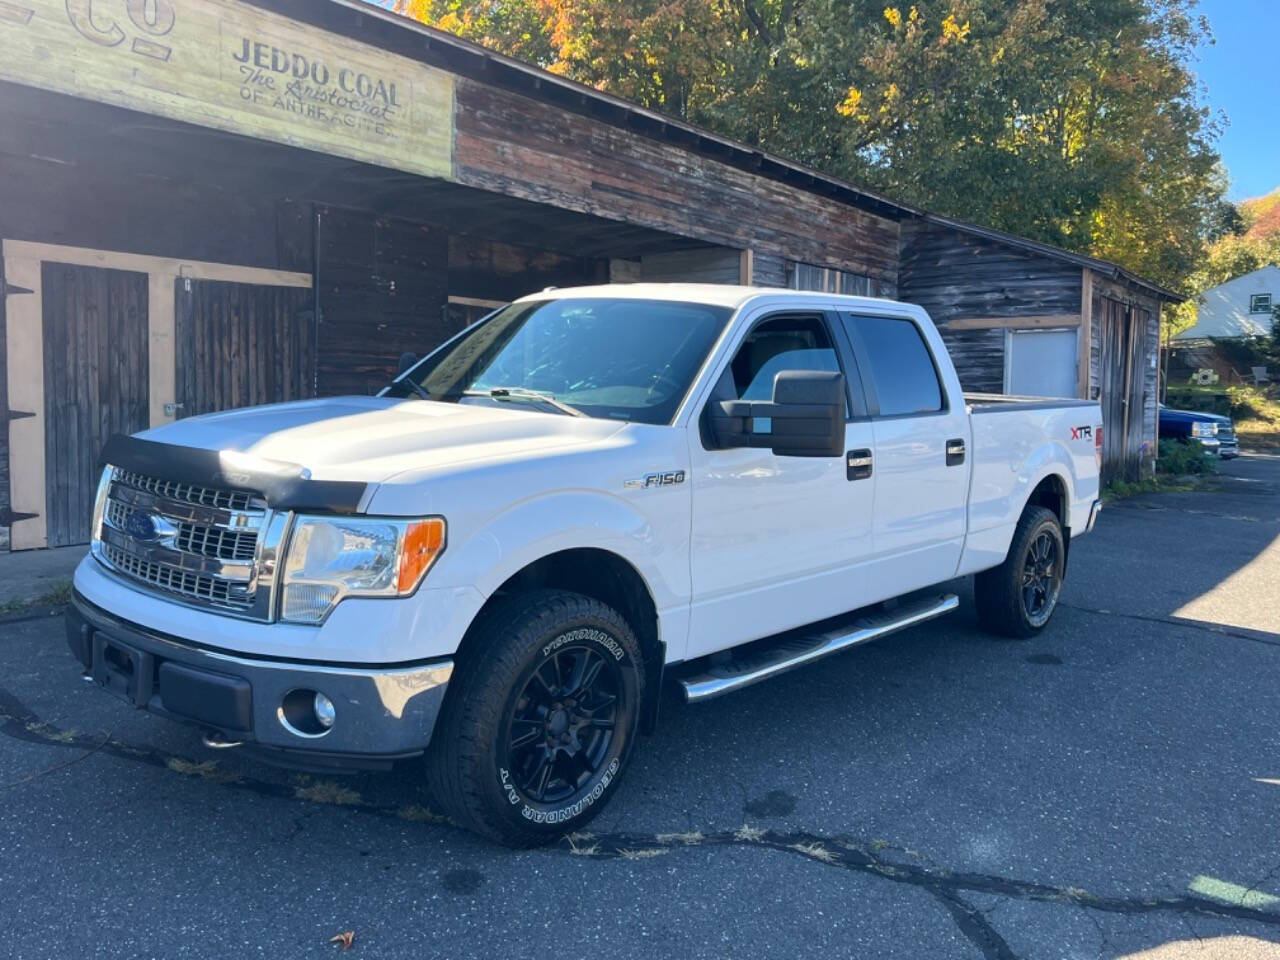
[728,315,844,405]
[847,315,944,416]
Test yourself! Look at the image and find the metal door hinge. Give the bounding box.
[2,280,33,296]
[3,409,34,422]
[163,402,184,417]
[0,507,38,526]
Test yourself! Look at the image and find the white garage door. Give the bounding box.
[1006,328,1079,399]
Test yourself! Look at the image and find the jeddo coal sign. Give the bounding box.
[231,37,402,135]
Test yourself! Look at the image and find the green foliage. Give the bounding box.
[1156,437,1218,476]
[404,0,1227,293]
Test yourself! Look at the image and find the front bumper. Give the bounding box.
[66,593,452,765]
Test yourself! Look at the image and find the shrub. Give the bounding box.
[1156,438,1218,476]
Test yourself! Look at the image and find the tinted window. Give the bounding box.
[393,298,731,425]
[850,315,943,416]
[728,315,842,403]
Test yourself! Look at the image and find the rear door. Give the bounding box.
[685,306,877,658]
[840,311,970,594]
[175,278,315,418]
[42,262,149,546]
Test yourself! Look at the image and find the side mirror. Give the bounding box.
[706,370,845,457]
[397,352,419,376]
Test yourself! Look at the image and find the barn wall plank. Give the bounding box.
[41,263,148,546]
[454,80,900,282]
[448,235,606,303]
[937,327,1005,393]
[898,220,1082,324]
[316,207,449,397]
[176,279,314,417]
[640,249,743,284]
[752,254,789,288]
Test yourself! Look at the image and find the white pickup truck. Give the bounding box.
[67,284,1102,845]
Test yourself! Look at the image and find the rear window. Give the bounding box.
[848,315,944,416]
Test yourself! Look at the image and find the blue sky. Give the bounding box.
[1193,0,1280,201]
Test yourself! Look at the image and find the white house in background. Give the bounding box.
[1174,265,1279,341]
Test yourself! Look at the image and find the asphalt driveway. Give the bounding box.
[3,456,1279,959]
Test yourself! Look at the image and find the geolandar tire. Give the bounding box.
[974,506,1065,639]
[425,589,644,847]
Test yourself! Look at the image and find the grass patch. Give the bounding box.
[1228,385,1280,449]
[0,578,73,616]
[1103,438,1219,501]
[34,578,73,607]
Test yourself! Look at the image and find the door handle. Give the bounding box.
[946,438,966,466]
[847,449,873,481]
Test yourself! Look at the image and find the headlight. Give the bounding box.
[1191,422,1217,438]
[280,516,445,624]
[91,466,114,544]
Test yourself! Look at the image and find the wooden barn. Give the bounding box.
[0,0,1177,551]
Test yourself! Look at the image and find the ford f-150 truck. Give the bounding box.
[66,284,1102,845]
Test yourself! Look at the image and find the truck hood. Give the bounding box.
[137,396,628,484]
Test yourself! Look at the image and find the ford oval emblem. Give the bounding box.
[124,511,158,541]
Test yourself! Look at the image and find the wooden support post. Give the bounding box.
[3,248,46,549]
[1077,268,1093,400]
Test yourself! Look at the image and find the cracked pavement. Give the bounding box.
[2,455,1280,958]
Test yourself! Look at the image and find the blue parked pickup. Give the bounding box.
[1158,404,1239,459]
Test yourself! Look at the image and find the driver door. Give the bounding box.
[684,307,877,660]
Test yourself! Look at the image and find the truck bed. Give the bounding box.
[965,392,1097,412]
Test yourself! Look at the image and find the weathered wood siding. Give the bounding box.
[176,279,315,418]
[640,249,743,284]
[1090,275,1161,479]
[316,208,449,397]
[939,328,1006,393]
[42,262,149,547]
[897,220,1082,325]
[449,235,606,303]
[752,253,789,288]
[453,80,900,283]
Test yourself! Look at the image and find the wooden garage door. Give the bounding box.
[42,262,149,546]
[175,278,315,418]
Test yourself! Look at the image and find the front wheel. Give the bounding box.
[974,506,1065,639]
[425,590,643,846]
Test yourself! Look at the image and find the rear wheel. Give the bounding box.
[974,506,1065,639]
[425,589,643,846]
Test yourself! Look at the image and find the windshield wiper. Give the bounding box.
[469,387,586,418]
[398,376,431,401]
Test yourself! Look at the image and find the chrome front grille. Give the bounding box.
[113,468,258,511]
[94,467,286,620]
[103,542,250,607]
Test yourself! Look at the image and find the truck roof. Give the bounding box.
[511,283,903,312]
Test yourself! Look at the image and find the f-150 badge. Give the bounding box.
[625,471,686,490]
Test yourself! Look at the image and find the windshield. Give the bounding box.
[385,297,732,425]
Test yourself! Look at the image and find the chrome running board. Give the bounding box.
[680,593,959,703]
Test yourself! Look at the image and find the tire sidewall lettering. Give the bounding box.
[541,626,626,664]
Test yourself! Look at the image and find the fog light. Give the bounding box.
[313,692,336,729]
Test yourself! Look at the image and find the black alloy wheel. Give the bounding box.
[1021,529,1061,626]
[974,505,1065,639]
[506,643,623,805]
[425,589,643,846]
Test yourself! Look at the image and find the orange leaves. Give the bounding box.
[329,931,355,951]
